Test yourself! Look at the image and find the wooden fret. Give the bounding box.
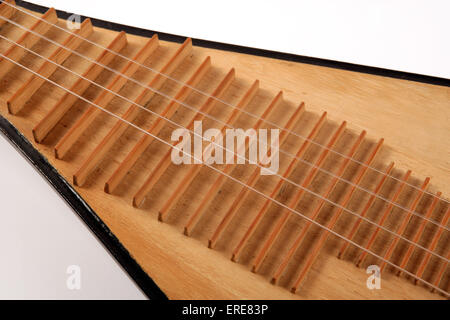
[338,162,395,259]
[104,56,211,194]
[414,207,449,284]
[291,138,383,292]
[379,177,430,272]
[251,121,347,273]
[53,34,159,159]
[183,91,283,236]
[32,31,127,142]
[396,191,442,276]
[0,7,57,81]
[231,112,327,262]
[73,38,193,186]
[7,18,93,114]
[0,0,16,28]
[271,130,367,284]
[132,68,236,208]
[356,170,412,267]
[158,79,260,222]
[208,102,305,248]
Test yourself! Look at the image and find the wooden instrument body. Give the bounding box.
[0,3,448,299]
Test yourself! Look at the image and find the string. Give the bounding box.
[0,50,448,297]
[1,29,448,247]
[0,13,447,233]
[2,1,449,208]
[0,22,449,258]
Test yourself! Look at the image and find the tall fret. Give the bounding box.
[158,80,260,222]
[231,112,327,262]
[8,19,93,114]
[208,102,305,249]
[132,68,236,208]
[73,38,193,186]
[0,8,57,81]
[291,138,383,292]
[105,56,211,194]
[271,130,367,284]
[32,31,128,143]
[183,91,283,236]
[53,34,159,159]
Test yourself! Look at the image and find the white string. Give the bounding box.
[3,1,449,208]
[0,12,447,234]
[1,29,449,248]
[0,49,449,295]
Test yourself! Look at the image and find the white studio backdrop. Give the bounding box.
[31,0,450,79]
[0,135,146,299]
[0,0,448,300]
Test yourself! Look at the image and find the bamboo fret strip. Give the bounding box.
[291,138,384,292]
[132,68,236,208]
[183,91,283,236]
[73,38,193,186]
[158,79,260,222]
[431,251,449,293]
[32,31,127,142]
[414,207,450,284]
[208,102,305,249]
[338,162,395,259]
[231,112,327,262]
[0,7,57,81]
[7,19,93,114]
[379,177,430,272]
[271,130,367,284]
[53,34,159,159]
[105,56,211,194]
[397,191,442,276]
[251,121,347,273]
[0,0,16,28]
[357,170,412,267]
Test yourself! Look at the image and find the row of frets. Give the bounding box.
[0,2,448,294]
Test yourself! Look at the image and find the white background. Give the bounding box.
[0,0,448,299]
[31,0,450,79]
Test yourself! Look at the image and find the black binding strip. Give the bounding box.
[0,115,168,300]
[14,0,450,87]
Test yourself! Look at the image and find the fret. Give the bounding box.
[397,191,442,276]
[0,8,57,80]
[73,38,193,186]
[338,162,395,259]
[158,79,260,222]
[379,177,430,272]
[208,101,305,249]
[430,251,449,293]
[0,0,16,28]
[7,18,93,114]
[183,91,283,236]
[32,31,127,143]
[53,34,159,159]
[104,56,211,194]
[132,68,236,208]
[414,207,449,284]
[231,112,327,262]
[291,138,383,292]
[251,121,347,273]
[271,130,367,284]
[356,169,412,267]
